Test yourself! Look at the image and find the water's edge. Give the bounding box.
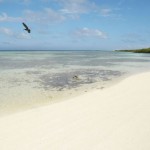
[0,50,150,116]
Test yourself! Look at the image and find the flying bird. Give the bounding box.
[22,22,31,33]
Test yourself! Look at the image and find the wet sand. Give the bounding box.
[0,72,150,150]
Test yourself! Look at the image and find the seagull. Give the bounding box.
[22,22,31,33]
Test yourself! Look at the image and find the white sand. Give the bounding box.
[0,72,150,150]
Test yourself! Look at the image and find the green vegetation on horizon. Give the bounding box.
[115,48,150,53]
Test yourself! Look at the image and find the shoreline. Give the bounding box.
[0,69,149,117]
[1,50,150,116]
[0,72,150,149]
[0,69,126,116]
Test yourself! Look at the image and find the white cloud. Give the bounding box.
[98,7,123,20]
[0,12,22,22]
[0,1,121,25]
[55,0,120,19]
[0,13,9,22]
[0,27,13,36]
[73,27,107,39]
[56,0,121,19]
[0,8,66,24]
[0,27,31,39]
[24,8,65,23]
[16,32,31,39]
[59,0,90,14]
[55,0,96,19]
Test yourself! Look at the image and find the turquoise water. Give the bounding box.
[0,50,150,115]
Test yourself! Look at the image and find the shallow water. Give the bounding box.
[0,50,150,115]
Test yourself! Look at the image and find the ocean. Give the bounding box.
[0,50,150,115]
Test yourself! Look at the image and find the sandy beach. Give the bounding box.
[0,72,150,150]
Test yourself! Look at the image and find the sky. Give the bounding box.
[0,0,150,50]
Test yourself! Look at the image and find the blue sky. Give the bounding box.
[0,0,150,50]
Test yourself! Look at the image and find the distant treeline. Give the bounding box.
[115,48,150,53]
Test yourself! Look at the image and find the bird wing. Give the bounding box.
[22,22,28,29]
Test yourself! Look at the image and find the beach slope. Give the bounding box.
[0,72,150,150]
